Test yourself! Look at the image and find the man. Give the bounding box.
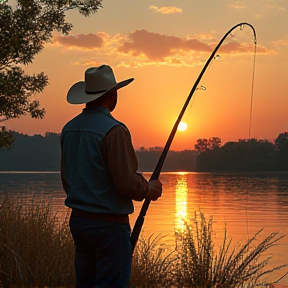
[60,65,162,288]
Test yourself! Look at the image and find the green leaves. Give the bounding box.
[0,67,48,119]
[0,0,102,148]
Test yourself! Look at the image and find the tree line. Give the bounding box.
[194,133,288,172]
[0,131,197,172]
[0,131,287,172]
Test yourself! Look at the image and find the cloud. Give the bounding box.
[197,33,215,40]
[71,60,102,66]
[150,5,182,14]
[53,33,104,50]
[264,2,288,11]
[118,30,212,61]
[52,29,275,68]
[218,42,275,54]
[230,4,246,9]
[272,38,288,48]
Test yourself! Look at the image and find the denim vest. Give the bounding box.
[61,107,134,214]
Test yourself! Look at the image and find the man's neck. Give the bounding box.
[86,102,109,110]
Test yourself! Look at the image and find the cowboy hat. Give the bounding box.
[67,65,134,104]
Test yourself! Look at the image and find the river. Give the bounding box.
[0,171,287,284]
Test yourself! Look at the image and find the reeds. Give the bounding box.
[0,197,286,288]
[0,197,75,288]
[131,233,176,287]
[174,210,287,288]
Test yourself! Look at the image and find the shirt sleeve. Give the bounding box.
[102,124,149,201]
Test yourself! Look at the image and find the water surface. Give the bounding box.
[0,171,287,284]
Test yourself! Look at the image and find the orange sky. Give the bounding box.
[5,0,288,151]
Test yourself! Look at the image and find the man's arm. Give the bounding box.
[102,125,162,201]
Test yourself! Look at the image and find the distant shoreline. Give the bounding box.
[1,170,288,175]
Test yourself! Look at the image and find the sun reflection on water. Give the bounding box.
[175,172,188,232]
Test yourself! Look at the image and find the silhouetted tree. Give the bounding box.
[0,0,102,146]
[195,138,210,153]
[0,131,61,170]
[208,137,222,150]
[194,137,222,154]
[275,132,288,170]
[0,126,14,149]
[196,138,277,172]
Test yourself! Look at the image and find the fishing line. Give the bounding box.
[246,37,257,241]
[189,86,206,109]
[188,31,258,244]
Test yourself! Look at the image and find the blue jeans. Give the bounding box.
[69,214,132,288]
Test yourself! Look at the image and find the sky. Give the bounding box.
[5,0,288,151]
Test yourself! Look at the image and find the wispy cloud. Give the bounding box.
[150,5,182,14]
[218,42,275,54]
[272,37,288,48]
[230,4,246,9]
[71,60,102,66]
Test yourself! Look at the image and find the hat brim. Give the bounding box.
[67,78,134,104]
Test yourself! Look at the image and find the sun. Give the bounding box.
[178,121,188,131]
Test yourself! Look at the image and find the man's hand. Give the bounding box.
[146,180,162,201]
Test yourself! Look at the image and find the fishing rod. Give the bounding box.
[130,22,257,254]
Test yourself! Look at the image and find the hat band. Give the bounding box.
[85,89,107,95]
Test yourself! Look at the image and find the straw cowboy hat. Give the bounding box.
[67,65,134,104]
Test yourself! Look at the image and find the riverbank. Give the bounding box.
[0,197,287,287]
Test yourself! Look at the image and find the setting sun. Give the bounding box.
[178,122,188,131]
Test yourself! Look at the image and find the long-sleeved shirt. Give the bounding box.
[101,124,149,201]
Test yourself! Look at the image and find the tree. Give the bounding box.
[195,138,278,172]
[208,136,221,150]
[0,126,14,149]
[275,132,288,151]
[194,138,210,154]
[194,137,222,154]
[275,132,288,170]
[0,0,102,147]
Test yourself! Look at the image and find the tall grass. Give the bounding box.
[131,211,287,288]
[0,198,286,287]
[131,233,176,287]
[174,211,287,288]
[0,197,75,288]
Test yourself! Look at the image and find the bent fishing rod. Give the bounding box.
[130,22,257,254]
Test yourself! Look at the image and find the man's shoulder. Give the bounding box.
[61,112,84,131]
[108,123,130,136]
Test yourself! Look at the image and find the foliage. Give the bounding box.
[0,196,74,287]
[275,132,288,171]
[174,211,287,288]
[0,197,286,287]
[195,136,285,172]
[0,126,14,149]
[0,131,61,170]
[0,131,198,171]
[1,131,288,172]
[0,0,102,146]
[194,137,222,154]
[131,233,176,288]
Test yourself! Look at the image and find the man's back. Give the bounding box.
[61,106,135,214]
